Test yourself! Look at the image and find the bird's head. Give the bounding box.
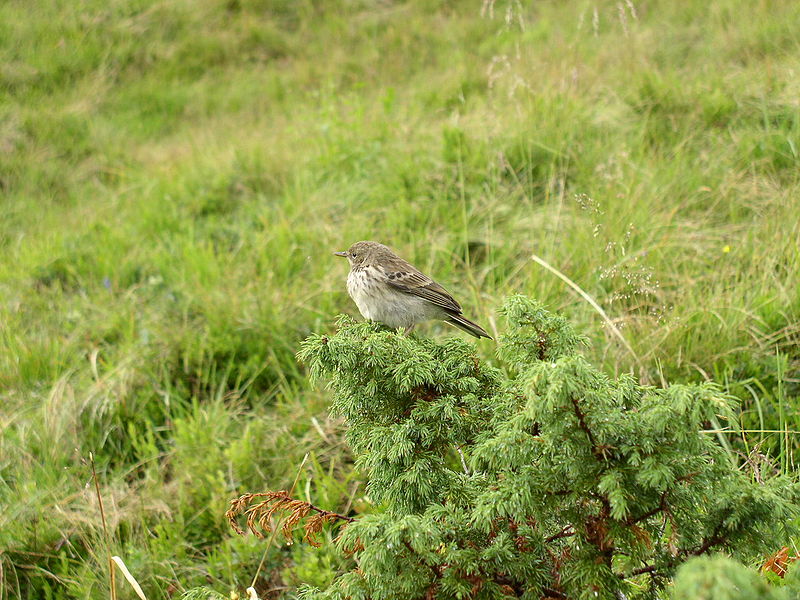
[334,241,391,268]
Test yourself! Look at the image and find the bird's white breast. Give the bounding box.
[346,266,441,329]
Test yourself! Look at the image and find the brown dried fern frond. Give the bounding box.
[226,490,354,546]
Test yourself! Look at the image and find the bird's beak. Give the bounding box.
[333,251,348,257]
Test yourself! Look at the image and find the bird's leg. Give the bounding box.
[403,324,415,336]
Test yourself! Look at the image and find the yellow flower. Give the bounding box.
[722,245,731,253]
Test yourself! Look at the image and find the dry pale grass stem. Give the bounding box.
[226,490,353,548]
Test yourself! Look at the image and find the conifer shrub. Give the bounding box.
[228,296,799,599]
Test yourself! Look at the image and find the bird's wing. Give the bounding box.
[378,259,462,313]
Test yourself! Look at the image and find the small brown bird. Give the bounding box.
[334,241,491,339]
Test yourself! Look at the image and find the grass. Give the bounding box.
[1,0,798,597]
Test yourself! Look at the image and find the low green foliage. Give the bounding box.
[671,555,800,600]
[295,297,799,599]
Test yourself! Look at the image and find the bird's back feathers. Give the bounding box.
[377,260,462,313]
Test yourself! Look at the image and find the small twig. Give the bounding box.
[687,531,727,556]
[455,445,470,475]
[679,517,729,558]
[545,526,575,543]
[625,473,696,527]
[569,395,602,458]
[625,491,668,525]
[89,453,116,600]
[628,564,657,577]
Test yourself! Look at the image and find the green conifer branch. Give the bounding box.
[285,297,800,600]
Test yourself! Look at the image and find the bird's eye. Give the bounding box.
[351,253,357,258]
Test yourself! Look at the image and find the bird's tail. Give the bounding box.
[446,314,492,339]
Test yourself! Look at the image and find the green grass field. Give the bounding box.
[1,0,799,598]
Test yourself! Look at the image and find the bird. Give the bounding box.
[334,241,492,339]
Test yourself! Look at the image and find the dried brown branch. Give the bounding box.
[677,514,730,558]
[686,528,727,557]
[545,525,575,543]
[625,492,668,526]
[226,490,354,546]
[628,564,658,577]
[625,472,698,526]
[568,395,608,460]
